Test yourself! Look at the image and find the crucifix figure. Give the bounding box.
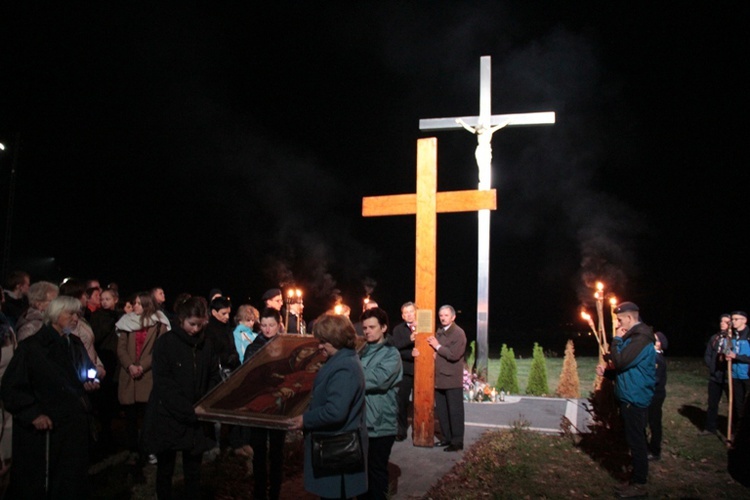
[419,55,555,380]
[362,137,496,447]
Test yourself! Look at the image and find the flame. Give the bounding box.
[334,304,343,315]
[296,289,302,298]
[596,281,604,291]
[609,296,617,307]
[581,311,591,321]
[287,289,294,298]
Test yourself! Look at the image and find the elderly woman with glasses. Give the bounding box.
[0,296,99,498]
[289,314,367,500]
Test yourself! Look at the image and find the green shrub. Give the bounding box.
[496,344,519,393]
[526,342,549,396]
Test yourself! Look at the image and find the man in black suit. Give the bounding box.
[390,301,417,441]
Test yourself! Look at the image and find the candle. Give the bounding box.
[491,387,497,402]
[285,289,293,328]
[609,296,617,341]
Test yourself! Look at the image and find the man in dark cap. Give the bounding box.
[597,301,656,498]
[725,311,750,434]
[703,314,732,436]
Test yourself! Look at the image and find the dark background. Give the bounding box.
[1,3,748,357]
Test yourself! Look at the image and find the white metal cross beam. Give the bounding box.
[418,55,555,380]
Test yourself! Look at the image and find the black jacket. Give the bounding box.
[205,316,240,371]
[391,322,415,376]
[1,323,95,498]
[143,326,222,455]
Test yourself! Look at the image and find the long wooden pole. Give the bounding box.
[728,356,734,445]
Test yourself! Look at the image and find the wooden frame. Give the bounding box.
[195,334,326,429]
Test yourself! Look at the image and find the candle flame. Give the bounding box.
[596,281,604,291]
[296,289,302,298]
[581,311,591,321]
[334,304,343,315]
[609,297,617,306]
[287,289,294,298]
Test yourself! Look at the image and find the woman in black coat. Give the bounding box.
[143,297,222,499]
[0,296,99,498]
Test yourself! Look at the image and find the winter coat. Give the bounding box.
[233,324,257,364]
[205,317,239,371]
[609,322,656,408]
[360,340,402,437]
[15,307,43,341]
[142,325,221,455]
[0,323,95,498]
[302,347,368,498]
[731,327,750,380]
[116,311,170,404]
[704,332,729,383]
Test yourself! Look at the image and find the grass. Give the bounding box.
[86,356,750,499]
[427,356,750,499]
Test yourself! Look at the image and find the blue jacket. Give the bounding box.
[731,327,750,380]
[302,347,367,498]
[609,323,656,408]
[360,341,402,438]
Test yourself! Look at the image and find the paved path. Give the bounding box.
[388,396,592,499]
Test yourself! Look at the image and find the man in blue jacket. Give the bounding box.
[597,301,656,498]
[725,310,750,434]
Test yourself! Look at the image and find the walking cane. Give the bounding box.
[45,429,50,494]
[728,357,734,446]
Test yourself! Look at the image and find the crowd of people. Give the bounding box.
[7,269,743,499]
[0,271,471,499]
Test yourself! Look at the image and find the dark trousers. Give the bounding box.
[705,379,728,432]
[396,373,414,436]
[363,435,396,500]
[435,388,464,446]
[156,449,202,500]
[647,391,666,456]
[732,378,750,431]
[123,402,147,455]
[250,428,285,500]
[620,402,649,484]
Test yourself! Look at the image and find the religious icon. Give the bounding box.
[195,335,326,429]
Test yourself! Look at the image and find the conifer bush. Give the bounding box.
[496,344,519,393]
[556,339,580,398]
[526,342,549,396]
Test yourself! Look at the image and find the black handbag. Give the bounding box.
[311,429,364,478]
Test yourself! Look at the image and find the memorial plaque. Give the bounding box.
[195,334,326,429]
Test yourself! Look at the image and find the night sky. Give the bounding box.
[1,3,747,356]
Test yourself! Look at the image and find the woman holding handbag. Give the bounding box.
[289,314,367,499]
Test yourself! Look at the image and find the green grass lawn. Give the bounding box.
[88,355,750,499]
[427,356,750,499]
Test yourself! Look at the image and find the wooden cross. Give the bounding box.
[362,137,496,447]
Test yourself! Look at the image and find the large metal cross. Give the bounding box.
[362,137,496,447]
[419,56,555,380]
